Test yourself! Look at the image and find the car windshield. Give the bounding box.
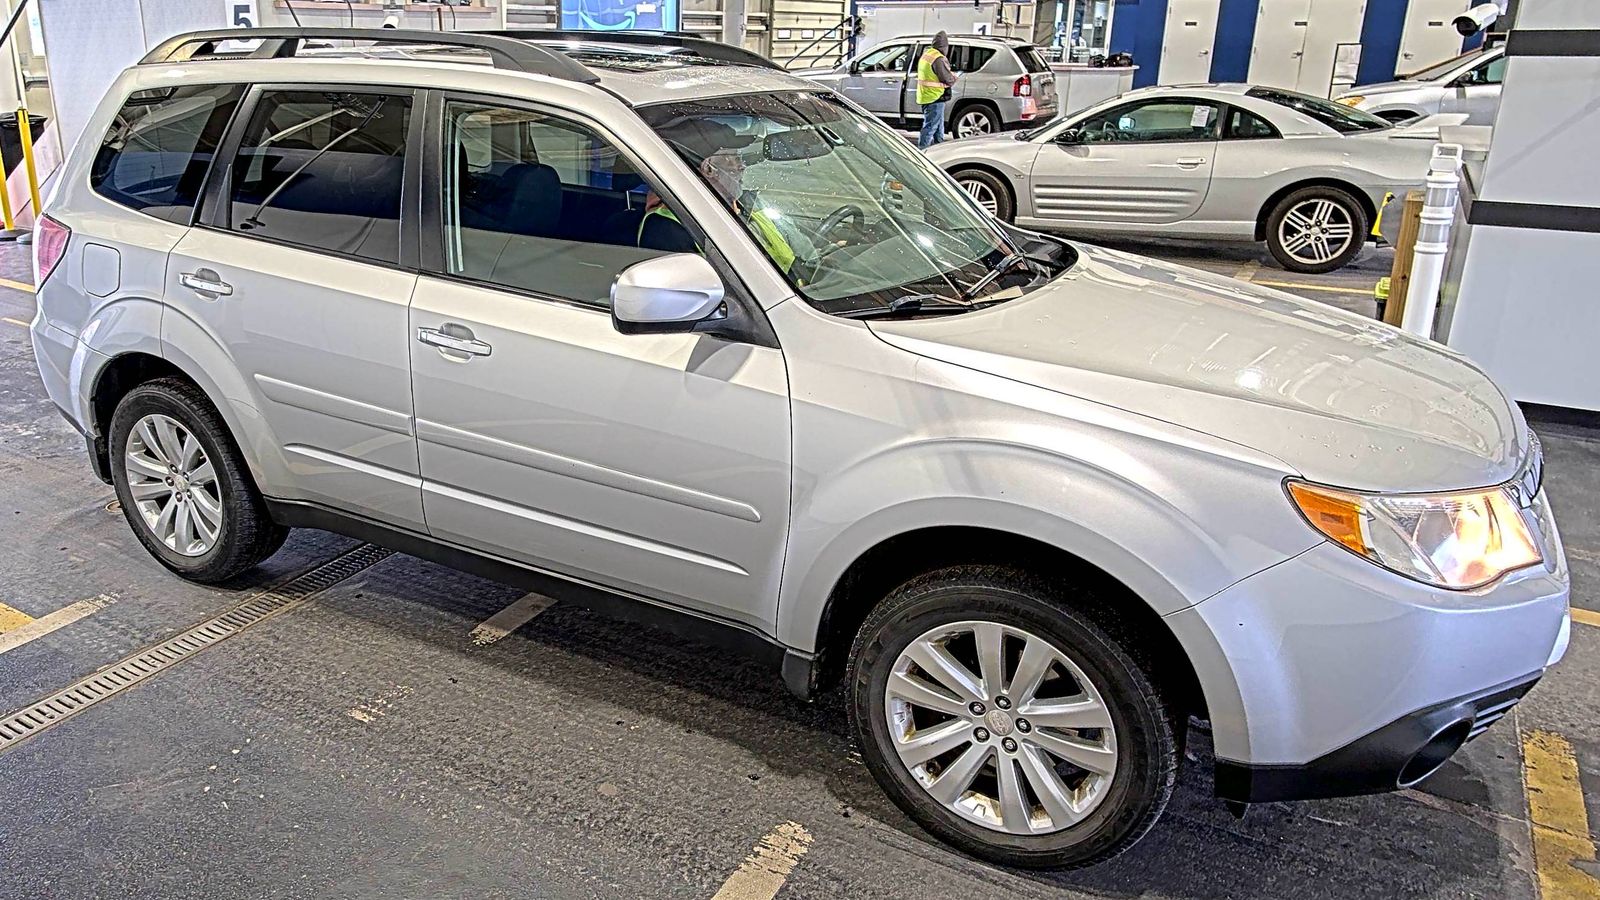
[1018,46,1050,73]
[1399,50,1484,82]
[1247,87,1390,133]
[640,91,1055,316]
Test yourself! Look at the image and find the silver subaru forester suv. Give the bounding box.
[32,28,1569,869]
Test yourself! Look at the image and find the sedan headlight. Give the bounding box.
[1288,480,1543,590]
[1335,95,1365,107]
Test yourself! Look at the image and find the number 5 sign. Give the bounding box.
[230,1,259,28]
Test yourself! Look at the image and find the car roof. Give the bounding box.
[896,34,1035,47]
[139,29,825,107]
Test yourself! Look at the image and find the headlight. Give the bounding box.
[1335,95,1365,107]
[1287,480,1543,590]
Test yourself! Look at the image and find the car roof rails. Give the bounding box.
[489,29,780,70]
[140,28,602,84]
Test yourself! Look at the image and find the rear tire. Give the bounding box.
[109,378,287,583]
[952,169,1015,223]
[847,566,1177,869]
[1265,185,1369,274]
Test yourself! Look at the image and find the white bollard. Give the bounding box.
[1400,144,1464,340]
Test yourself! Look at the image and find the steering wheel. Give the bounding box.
[818,203,866,244]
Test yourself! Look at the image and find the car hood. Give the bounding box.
[1346,79,1433,97]
[868,244,1526,493]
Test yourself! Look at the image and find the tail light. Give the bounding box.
[36,214,70,286]
[1013,74,1033,97]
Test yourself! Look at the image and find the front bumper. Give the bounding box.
[1214,673,1540,802]
[1165,504,1569,802]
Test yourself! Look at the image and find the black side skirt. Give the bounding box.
[264,499,817,699]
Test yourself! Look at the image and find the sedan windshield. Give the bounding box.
[640,91,1055,316]
[1248,87,1390,133]
[1400,50,1484,82]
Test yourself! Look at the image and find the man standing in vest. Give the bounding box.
[916,31,959,149]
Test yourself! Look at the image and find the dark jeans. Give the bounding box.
[918,100,948,149]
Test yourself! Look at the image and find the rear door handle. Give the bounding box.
[417,325,492,358]
[1176,157,1208,168]
[179,270,233,297]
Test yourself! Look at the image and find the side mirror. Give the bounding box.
[611,254,726,335]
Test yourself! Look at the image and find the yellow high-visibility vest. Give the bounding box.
[637,204,682,245]
[916,48,949,105]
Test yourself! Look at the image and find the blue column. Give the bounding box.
[1109,0,1171,87]
[1209,0,1259,82]
[1355,0,1410,85]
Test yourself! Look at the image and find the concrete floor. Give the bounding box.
[0,239,1595,900]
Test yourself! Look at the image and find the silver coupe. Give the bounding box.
[926,84,1439,273]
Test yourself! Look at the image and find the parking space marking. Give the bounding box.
[0,595,115,656]
[1252,279,1375,297]
[710,821,812,900]
[469,592,558,646]
[1571,608,1599,628]
[1523,729,1600,899]
[1,316,27,328]
[0,277,34,293]
[0,601,33,633]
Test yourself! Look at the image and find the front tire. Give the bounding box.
[109,378,288,583]
[952,169,1016,222]
[1265,186,1369,274]
[847,567,1177,869]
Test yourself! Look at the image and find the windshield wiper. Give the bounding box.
[960,251,1029,302]
[837,293,975,319]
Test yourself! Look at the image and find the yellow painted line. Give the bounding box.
[710,821,812,900]
[1233,260,1260,282]
[0,595,116,655]
[0,276,35,293]
[1252,279,1377,297]
[0,601,33,634]
[1,316,28,328]
[1523,729,1600,899]
[469,592,558,646]
[1572,607,1600,628]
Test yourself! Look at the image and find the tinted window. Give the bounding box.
[1076,100,1221,143]
[857,44,909,73]
[1465,56,1506,85]
[442,100,693,307]
[1018,46,1051,73]
[228,90,412,265]
[1226,107,1279,139]
[948,45,996,72]
[89,84,244,224]
[1247,87,1388,133]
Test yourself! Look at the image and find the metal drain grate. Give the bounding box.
[0,543,393,754]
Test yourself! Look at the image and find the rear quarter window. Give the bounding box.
[89,84,245,224]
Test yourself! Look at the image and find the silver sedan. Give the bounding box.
[926,84,1437,273]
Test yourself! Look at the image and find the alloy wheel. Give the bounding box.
[956,111,995,139]
[884,620,1118,835]
[124,413,224,557]
[1277,197,1355,267]
[960,178,1000,217]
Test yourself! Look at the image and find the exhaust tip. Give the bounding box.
[1397,720,1473,788]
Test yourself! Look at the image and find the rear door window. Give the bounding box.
[225,89,413,265]
[89,83,245,224]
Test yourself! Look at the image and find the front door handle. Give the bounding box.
[179,270,233,297]
[1176,156,1208,168]
[417,325,492,358]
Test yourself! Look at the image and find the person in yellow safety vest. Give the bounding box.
[701,148,800,276]
[636,165,798,277]
[916,31,960,150]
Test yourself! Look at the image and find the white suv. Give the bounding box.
[32,28,1569,868]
